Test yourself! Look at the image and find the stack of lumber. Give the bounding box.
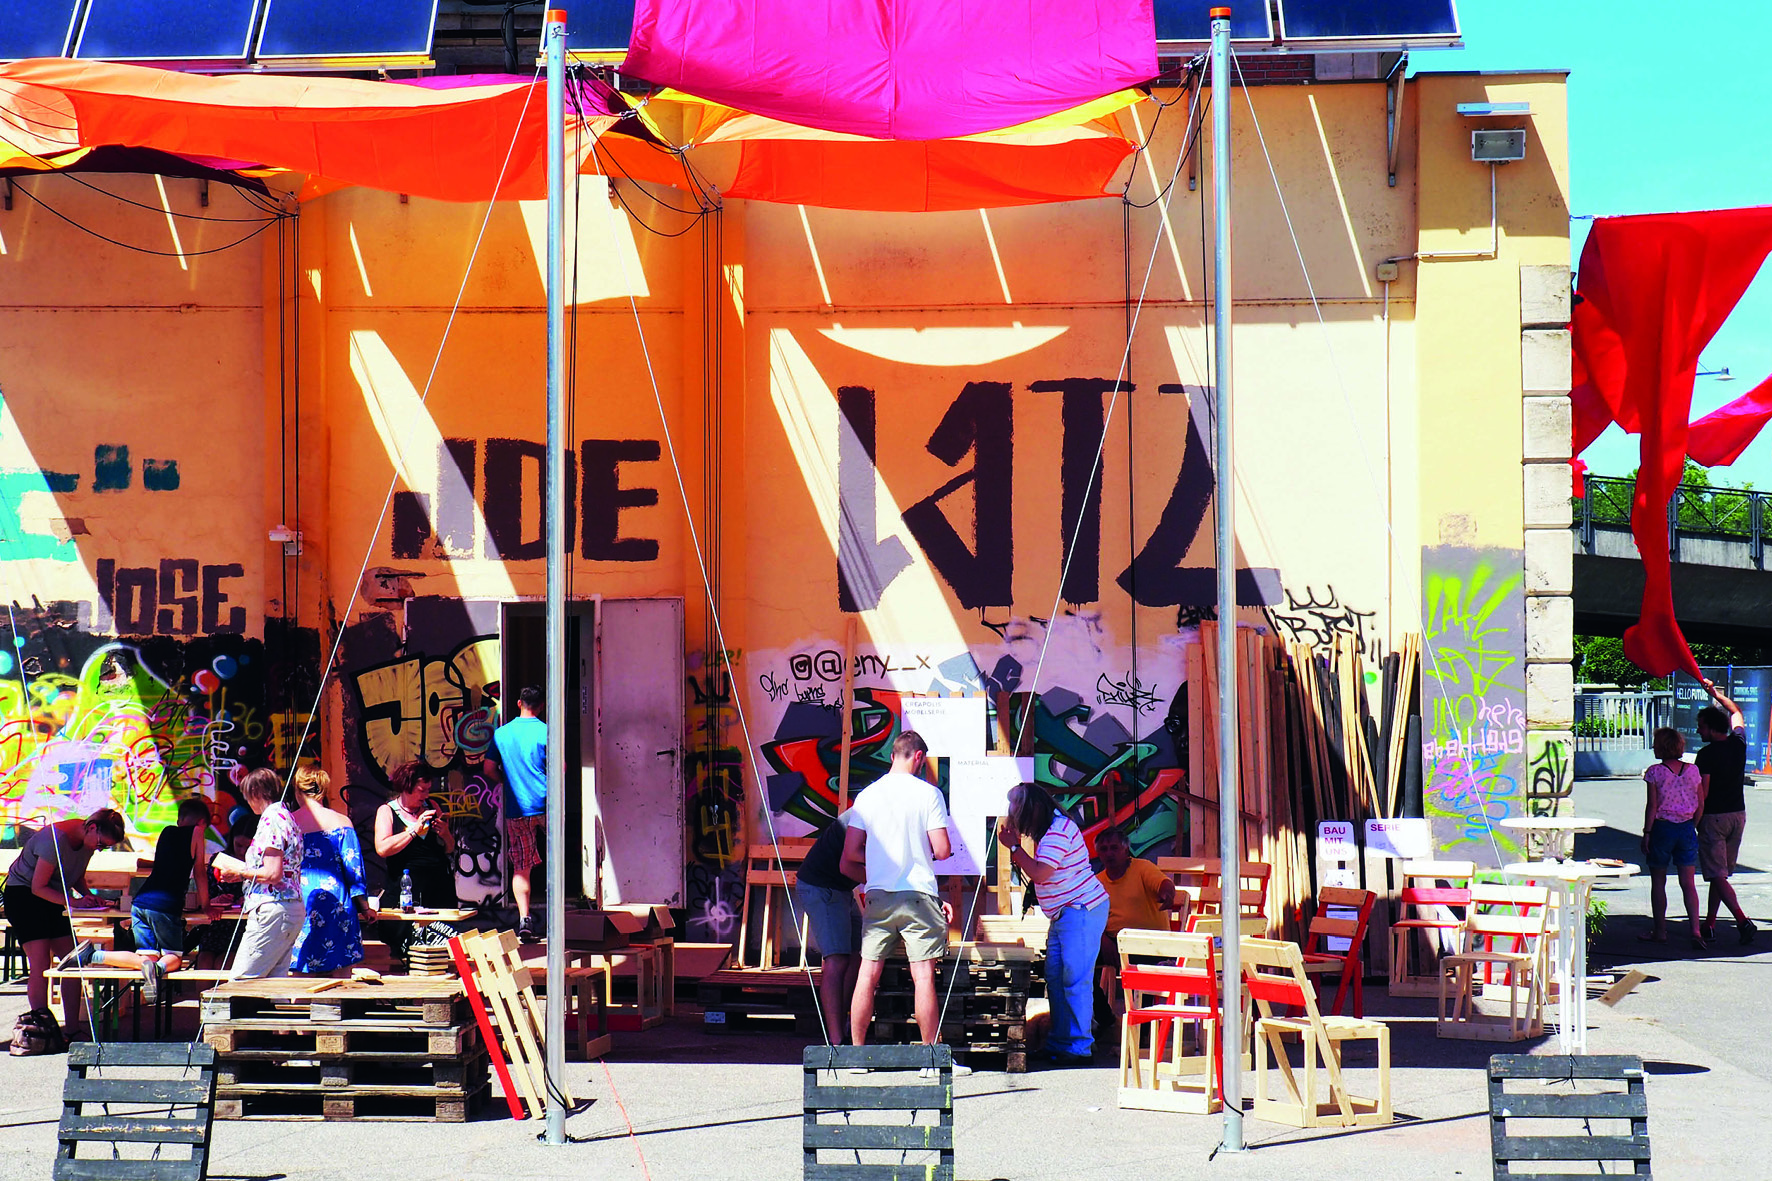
[1183,626,1421,941]
[201,977,486,1122]
[406,944,456,978]
[867,945,1040,1073]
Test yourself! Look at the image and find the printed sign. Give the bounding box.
[948,755,1032,816]
[1365,818,1432,860]
[1316,820,1359,889]
[900,695,987,759]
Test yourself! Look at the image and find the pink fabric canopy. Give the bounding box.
[620,0,1158,140]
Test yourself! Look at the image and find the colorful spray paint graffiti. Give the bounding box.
[341,603,505,904]
[756,629,1185,862]
[1421,547,1527,865]
[0,602,318,840]
[684,648,744,942]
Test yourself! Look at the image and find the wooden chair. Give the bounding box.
[1387,860,1475,997]
[1157,858,1272,931]
[1301,887,1377,1018]
[1115,930,1225,1113]
[1437,884,1550,1042]
[735,841,814,969]
[1184,914,1269,939]
[1242,937,1391,1129]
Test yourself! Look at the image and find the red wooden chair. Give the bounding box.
[1300,886,1376,1018]
[1388,860,1475,997]
[1116,930,1225,1113]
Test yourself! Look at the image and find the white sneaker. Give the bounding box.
[140,959,163,1003]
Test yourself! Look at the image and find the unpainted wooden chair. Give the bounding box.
[1437,883,1550,1042]
[1156,858,1272,933]
[1242,937,1392,1129]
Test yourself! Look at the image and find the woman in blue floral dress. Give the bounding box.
[288,767,370,976]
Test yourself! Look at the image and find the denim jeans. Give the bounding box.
[1044,899,1110,1057]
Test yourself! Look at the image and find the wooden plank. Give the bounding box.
[804,1085,951,1111]
[62,1078,212,1105]
[450,932,536,1120]
[57,1115,208,1145]
[1490,1055,1644,1080]
[838,614,857,813]
[804,1123,954,1150]
[1184,640,1205,856]
[1493,1135,1650,1162]
[67,1043,215,1068]
[803,1166,954,1181]
[52,1161,203,1181]
[1492,1091,1649,1119]
[804,1044,951,1070]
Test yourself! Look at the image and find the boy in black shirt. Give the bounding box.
[1695,677,1757,945]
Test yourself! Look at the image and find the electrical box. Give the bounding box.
[1471,129,1527,164]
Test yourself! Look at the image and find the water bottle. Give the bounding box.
[400,869,414,912]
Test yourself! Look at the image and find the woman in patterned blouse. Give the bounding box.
[217,767,307,978]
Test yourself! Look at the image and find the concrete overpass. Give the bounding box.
[1575,475,1772,645]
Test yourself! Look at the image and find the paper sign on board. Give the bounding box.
[1365,818,1432,860]
[934,814,989,877]
[900,695,987,759]
[949,755,1032,816]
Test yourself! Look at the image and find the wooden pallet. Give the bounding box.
[804,1044,954,1181]
[200,978,466,1027]
[1489,1055,1650,1179]
[214,1084,488,1123]
[57,1042,216,1181]
[450,929,567,1121]
[698,966,820,1032]
[216,1054,489,1091]
[202,1021,477,1057]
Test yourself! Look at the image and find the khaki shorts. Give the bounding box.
[860,890,948,962]
[1698,811,1747,880]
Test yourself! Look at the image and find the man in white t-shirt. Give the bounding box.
[840,730,954,1047]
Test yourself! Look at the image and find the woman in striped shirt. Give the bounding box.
[998,784,1110,1066]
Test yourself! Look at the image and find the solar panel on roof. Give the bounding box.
[256,0,439,59]
[1277,0,1459,42]
[1153,0,1273,44]
[0,0,82,61]
[75,0,262,61]
[566,0,637,54]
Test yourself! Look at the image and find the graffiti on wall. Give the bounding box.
[1421,548,1527,865]
[341,602,505,903]
[755,626,1185,862]
[684,648,744,942]
[1526,730,1573,809]
[0,599,318,839]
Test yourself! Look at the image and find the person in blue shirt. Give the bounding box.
[490,686,548,943]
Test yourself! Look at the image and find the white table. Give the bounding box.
[1500,816,1605,860]
[1501,860,1637,1053]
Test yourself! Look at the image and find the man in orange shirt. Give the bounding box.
[1093,827,1182,1033]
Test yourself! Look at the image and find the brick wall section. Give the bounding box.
[1521,264,1576,812]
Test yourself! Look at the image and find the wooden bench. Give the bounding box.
[56,1041,217,1181]
[803,1044,953,1181]
[1489,1054,1650,1178]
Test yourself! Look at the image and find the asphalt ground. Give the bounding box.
[0,775,1764,1180]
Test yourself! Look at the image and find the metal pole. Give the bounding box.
[1209,6,1244,1154]
[542,6,569,1148]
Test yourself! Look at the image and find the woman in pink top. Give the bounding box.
[1641,727,1707,948]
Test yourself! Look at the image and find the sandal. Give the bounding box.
[1701,919,1718,941]
[1691,934,1709,951]
[1740,920,1758,946]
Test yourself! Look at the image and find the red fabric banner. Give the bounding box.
[1573,207,1772,676]
[1687,373,1772,467]
[619,0,1158,140]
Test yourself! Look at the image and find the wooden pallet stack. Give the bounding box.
[866,946,1040,1073]
[406,944,456,978]
[201,977,487,1122]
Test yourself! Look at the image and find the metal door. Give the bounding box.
[592,598,686,905]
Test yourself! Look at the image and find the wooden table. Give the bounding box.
[373,907,478,924]
[1499,816,1604,860]
[1501,860,1637,1054]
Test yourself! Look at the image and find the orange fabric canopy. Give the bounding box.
[0,59,614,201]
[593,90,1141,212]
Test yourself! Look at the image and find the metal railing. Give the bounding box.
[1573,689,1672,753]
[1576,474,1769,567]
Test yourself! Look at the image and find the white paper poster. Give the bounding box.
[1316,820,1359,889]
[934,814,990,877]
[1365,818,1432,861]
[948,755,1032,816]
[900,695,987,759]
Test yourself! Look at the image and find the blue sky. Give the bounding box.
[1417,1,1772,486]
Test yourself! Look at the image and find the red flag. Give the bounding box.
[1686,372,1772,467]
[1574,208,1772,676]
